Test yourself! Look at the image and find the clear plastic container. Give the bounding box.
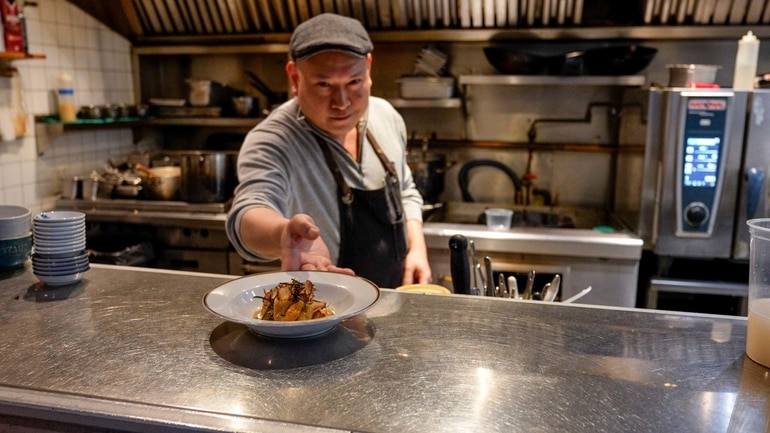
[485,208,513,231]
[746,218,770,368]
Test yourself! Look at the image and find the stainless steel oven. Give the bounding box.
[639,88,770,311]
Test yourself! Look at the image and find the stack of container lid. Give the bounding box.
[0,205,32,271]
[31,211,89,285]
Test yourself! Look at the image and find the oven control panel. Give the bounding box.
[675,95,732,237]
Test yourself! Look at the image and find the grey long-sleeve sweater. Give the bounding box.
[226,96,424,264]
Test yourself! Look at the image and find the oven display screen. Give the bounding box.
[683,136,720,188]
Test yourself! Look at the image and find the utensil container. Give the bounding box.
[746,218,770,368]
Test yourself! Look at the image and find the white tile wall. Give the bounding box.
[0,0,137,214]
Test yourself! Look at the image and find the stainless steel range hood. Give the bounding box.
[67,0,770,47]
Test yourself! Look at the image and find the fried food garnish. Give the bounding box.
[253,279,334,321]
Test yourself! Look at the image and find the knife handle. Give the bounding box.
[449,235,471,295]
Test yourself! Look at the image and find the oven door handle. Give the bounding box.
[746,166,765,219]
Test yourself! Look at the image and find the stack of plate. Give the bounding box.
[32,211,89,285]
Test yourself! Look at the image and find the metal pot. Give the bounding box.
[171,151,238,203]
[408,152,451,204]
[136,165,181,201]
[667,64,721,87]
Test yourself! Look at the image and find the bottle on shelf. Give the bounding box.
[57,72,76,122]
[733,30,760,90]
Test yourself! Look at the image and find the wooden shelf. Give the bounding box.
[0,52,45,60]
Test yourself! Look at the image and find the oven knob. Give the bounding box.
[684,202,709,227]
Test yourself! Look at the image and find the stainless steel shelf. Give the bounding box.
[389,98,462,108]
[33,117,262,155]
[131,26,770,52]
[458,75,647,86]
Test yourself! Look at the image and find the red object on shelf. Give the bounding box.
[689,82,721,88]
[1,0,24,53]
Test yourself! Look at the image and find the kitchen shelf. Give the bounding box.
[131,26,770,53]
[33,116,262,155]
[0,52,44,60]
[458,75,646,86]
[145,117,262,127]
[389,98,462,108]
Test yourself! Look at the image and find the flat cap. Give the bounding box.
[289,13,373,61]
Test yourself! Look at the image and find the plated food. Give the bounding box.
[203,271,380,338]
[254,278,334,321]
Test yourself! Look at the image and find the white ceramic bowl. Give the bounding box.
[35,270,87,286]
[204,271,380,338]
[33,211,85,224]
[0,205,31,239]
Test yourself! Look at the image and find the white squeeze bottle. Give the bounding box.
[57,72,77,122]
[733,30,760,90]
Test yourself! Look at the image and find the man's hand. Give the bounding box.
[280,214,354,275]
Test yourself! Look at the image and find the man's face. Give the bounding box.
[287,51,372,142]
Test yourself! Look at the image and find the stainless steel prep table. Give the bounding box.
[0,264,767,432]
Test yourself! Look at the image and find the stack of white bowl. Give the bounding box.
[0,205,32,271]
[32,211,89,285]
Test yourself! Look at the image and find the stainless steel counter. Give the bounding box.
[0,264,766,432]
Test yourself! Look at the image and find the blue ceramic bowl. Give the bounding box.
[0,233,32,270]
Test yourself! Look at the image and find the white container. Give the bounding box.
[747,218,770,368]
[57,72,77,122]
[398,76,455,99]
[733,30,760,90]
[186,79,211,106]
[485,208,513,231]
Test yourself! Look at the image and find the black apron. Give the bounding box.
[317,130,407,288]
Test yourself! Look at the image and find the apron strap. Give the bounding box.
[316,130,400,204]
[317,136,354,205]
[365,130,399,181]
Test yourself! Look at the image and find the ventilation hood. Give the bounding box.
[67,0,770,47]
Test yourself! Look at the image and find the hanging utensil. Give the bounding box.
[523,270,535,300]
[498,273,507,298]
[469,240,483,296]
[508,276,519,299]
[550,274,561,299]
[484,256,494,297]
[543,276,560,302]
[563,286,592,303]
[449,234,471,295]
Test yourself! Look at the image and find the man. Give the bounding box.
[226,13,432,288]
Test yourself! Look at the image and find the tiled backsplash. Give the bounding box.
[0,0,137,214]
